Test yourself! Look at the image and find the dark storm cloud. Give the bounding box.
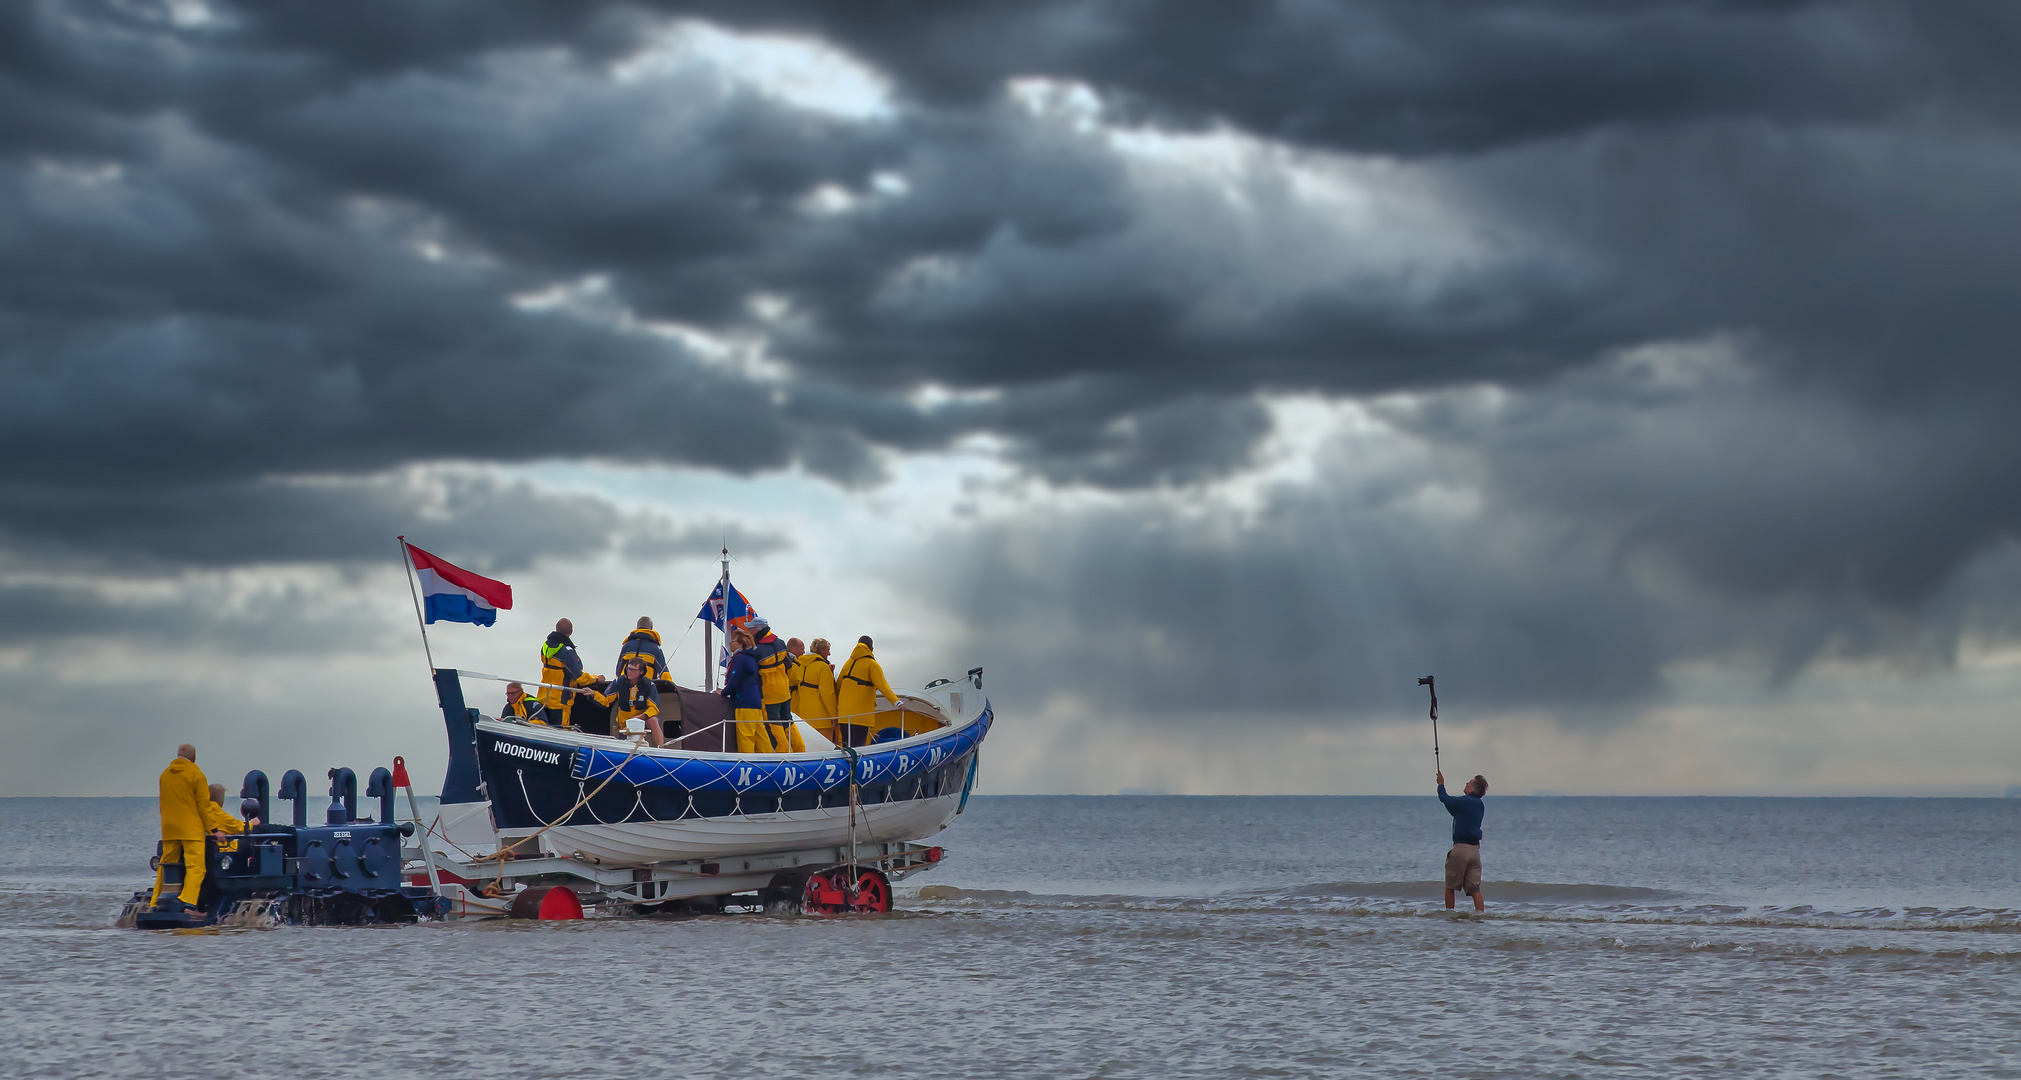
[701,1,2021,151]
[921,440,1672,725]
[619,520,791,562]
[3,0,2020,684]
[0,577,385,653]
[920,378,2021,725]
[0,470,788,574]
[1388,345,2021,608]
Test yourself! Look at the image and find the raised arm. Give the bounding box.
[871,656,899,704]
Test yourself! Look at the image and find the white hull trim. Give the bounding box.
[509,791,965,864]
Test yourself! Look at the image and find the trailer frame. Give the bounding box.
[400,836,946,918]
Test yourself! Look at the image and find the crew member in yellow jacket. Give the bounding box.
[789,637,839,742]
[151,744,213,911]
[589,657,667,747]
[538,618,602,728]
[203,783,249,852]
[502,682,549,724]
[747,618,804,753]
[614,617,670,679]
[835,637,900,748]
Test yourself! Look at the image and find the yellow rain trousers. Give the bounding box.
[151,839,205,908]
[735,707,789,754]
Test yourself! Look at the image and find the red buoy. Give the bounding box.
[508,885,585,921]
[538,887,585,921]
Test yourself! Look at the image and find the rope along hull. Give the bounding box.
[473,707,990,863]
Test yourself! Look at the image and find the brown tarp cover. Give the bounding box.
[565,681,736,750]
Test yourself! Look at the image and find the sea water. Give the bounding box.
[2,795,2016,1078]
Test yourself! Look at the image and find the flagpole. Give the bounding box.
[395,535,436,674]
[716,541,732,688]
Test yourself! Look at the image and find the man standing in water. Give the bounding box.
[1436,771,1488,912]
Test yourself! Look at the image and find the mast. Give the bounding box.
[711,542,732,691]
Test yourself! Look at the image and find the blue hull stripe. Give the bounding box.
[560,708,993,794]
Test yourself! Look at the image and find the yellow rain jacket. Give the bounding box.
[784,655,832,732]
[159,757,210,841]
[751,631,793,706]
[505,695,549,725]
[790,653,837,729]
[615,628,669,680]
[590,676,660,729]
[203,799,247,851]
[835,642,898,727]
[201,800,246,834]
[538,632,598,717]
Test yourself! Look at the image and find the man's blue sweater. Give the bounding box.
[1438,785,1484,845]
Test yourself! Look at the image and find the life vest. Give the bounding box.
[616,628,667,679]
[607,677,659,721]
[835,642,897,724]
[539,632,591,709]
[790,653,837,721]
[750,632,793,705]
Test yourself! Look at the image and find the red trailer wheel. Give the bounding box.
[850,868,892,913]
[801,871,848,915]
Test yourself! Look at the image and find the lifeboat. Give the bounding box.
[468,669,991,865]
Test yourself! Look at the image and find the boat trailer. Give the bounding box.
[122,758,944,927]
[418,836,944,920]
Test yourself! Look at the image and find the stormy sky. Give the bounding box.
[6,0,2021,796]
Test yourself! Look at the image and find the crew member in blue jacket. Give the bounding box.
[1436,770,1489,911]
[721,627,781,754]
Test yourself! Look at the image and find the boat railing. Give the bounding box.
[489,705,953,750]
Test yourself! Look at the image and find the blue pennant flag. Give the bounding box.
[697,582,758,670]
[696,582,755,629]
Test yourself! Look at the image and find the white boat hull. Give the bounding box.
[528,791,966,864]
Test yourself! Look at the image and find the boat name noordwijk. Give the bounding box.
[492,741,563,766]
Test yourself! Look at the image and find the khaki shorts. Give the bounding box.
[1445,843,1482,895]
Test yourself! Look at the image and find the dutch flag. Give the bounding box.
[405,543,513,626]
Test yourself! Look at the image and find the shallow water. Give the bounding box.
[3,795,2017,1078]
